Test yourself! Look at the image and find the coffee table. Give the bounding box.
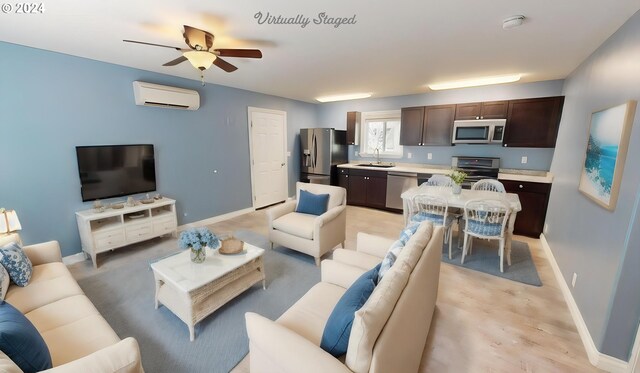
[150,242,266,341]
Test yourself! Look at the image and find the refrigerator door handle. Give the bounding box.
[312,133,318,169]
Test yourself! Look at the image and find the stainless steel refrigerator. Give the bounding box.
[300,128,347,185]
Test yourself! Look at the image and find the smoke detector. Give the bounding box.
[503,15,525,29]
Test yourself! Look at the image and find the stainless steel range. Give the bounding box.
[451,156,500,189]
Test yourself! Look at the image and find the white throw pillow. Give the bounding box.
[0,265,9,300]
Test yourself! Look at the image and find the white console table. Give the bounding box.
[76,198,178,268]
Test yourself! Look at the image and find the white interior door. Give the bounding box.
[248,107,288,209]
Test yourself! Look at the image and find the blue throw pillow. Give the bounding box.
[320,264,380,357]
[0,242,33,287]
[296,189,330,216]
[0,301,52,372]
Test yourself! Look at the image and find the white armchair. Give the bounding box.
[267,182,347,265]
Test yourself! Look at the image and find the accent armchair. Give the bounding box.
[267,182,347,265]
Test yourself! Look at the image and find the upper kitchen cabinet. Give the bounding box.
[422,104,456,146]
[455,101,508,120]
[400,106,425,146]
[400,105,455,146]
[346,111,361,145]
[503,96,565,148]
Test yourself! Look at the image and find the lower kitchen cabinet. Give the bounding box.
[340,169,387,208]
[500,180,551,237]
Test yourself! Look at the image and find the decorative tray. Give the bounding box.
[218,238,244,255]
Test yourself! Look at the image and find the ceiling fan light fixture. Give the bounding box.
[183,51,216,70]
[428,74,522,90]
[316,93,372,103]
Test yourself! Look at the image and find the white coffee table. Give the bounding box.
[150,242,266,341]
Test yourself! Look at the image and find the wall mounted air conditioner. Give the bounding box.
[132,81,200,110]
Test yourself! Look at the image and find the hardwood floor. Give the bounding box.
[69,205,601,372]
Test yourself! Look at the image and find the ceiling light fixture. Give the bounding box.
[428,74,522,91]
[316,93,372,103]
[503,15,526,30]
[183,51,217,71]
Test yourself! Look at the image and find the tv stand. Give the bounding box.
[76,198,178,268]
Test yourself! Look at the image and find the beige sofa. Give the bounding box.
[0,235,143,373]
[267,182,347,266]
[246,222,442,373]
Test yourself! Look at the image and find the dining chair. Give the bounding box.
[409,194,455,259]
[425,174,454,187]
[461,198,511,272]
[471,179,506,193]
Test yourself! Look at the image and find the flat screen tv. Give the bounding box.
[76,144,156,202]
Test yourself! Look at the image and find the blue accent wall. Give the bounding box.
[546,10,640,361]
[317,80,564,170]
[0,42,317,256]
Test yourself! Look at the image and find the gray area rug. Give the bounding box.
[77,230,320,373]
[442,235,542,286]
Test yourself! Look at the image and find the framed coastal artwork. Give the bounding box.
[579,100,637,211]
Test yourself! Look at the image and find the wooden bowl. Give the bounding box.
[219,238,244,255]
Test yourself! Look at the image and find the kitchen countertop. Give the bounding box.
[337,162,553,184]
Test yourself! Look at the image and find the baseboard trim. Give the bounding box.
[540,234,628,372]
[62,252,86,265]
[178,207,255,231]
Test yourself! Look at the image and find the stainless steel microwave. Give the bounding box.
[452,119,506,144]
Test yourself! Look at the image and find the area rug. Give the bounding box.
[442,235,542,286]
[77,229,320,373]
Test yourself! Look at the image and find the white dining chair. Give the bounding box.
[461,198,511,272]
[424,174,454,187]
[409,194,455,259]
[471,179,506,193]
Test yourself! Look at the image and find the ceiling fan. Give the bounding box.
[124,25,263,84]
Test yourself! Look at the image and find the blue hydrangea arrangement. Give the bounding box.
[178,228,220,250]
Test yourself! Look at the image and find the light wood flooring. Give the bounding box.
[69,205,601,373]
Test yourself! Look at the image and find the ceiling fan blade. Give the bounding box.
[213,57,238,72]
[123,39,184,51]
[215,49,263,58]
[162,56,188,66]
[183,25,215,51]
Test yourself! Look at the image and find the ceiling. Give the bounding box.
[1,0,638,102]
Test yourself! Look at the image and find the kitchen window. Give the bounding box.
[359,110,403,157]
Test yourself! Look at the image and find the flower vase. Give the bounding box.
[190,247,206,263]
[453,184,462,195]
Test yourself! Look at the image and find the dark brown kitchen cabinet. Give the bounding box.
[504,96,564,148]
[346,169,387,208]
[422,104,456,146]
[400,105,455,146]
[455,101,508,120]
[500,179,552,237]
[346,111,360,145]
[400,107,425,146]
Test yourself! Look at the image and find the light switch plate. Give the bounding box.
[521,156,528,164]
[407,152,412,159]
[428,153,433,160]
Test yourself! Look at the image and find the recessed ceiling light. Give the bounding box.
[503,15,526,29]
[316,93,372,103]
[428,74,522,91]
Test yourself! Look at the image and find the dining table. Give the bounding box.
[401,185,522,264]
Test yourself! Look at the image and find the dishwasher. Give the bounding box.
[386,172,418,209]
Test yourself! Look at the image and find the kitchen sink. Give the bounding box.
[356,163,395,168]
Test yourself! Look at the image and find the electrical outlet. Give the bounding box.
[543,223,549,235]
[428,153,433,160]
[521,156,528,164]
[572,273,577,288]
[286,151,291,157]
[407,152,412,159]
[354,151,359,157]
